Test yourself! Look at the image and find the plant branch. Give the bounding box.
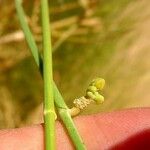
[41,0,56,149]
[15,0,86,149]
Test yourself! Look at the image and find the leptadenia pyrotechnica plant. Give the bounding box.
[70,78,105,116]
[15,0,105,149]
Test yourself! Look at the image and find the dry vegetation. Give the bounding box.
[0,0,150,128]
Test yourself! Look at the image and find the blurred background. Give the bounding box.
[0,0,150,129]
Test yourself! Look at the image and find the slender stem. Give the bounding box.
[15,1,86,149]
[15,0,41,67]
[59,110,85,149]
[53,84,86,150]
[41,0,56,149]
[15,0,42,71]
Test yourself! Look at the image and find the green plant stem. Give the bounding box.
[53,84,86,149]
[41,0,55,149]
[15,0,42,70]
[15,0,86,149]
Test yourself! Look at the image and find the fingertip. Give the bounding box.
[73,108,150,149]
[0,108,150,150]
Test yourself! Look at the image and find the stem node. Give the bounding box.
[44,110,57,120]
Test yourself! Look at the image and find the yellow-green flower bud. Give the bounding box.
[86,91,96,100]
[91,78,105,90]
[94,94,104,104]
[87,85,97,93]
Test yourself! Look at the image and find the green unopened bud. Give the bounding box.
[94,94,104,104]
[91,78,105,90]
[86,91,96,100]
[87,85,97,93]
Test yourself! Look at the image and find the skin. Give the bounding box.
[0,108,150,150]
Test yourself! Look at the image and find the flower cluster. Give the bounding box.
[73,78,105,111]
[86,78,105,104]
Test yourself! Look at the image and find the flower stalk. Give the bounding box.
[70,78,105,116]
